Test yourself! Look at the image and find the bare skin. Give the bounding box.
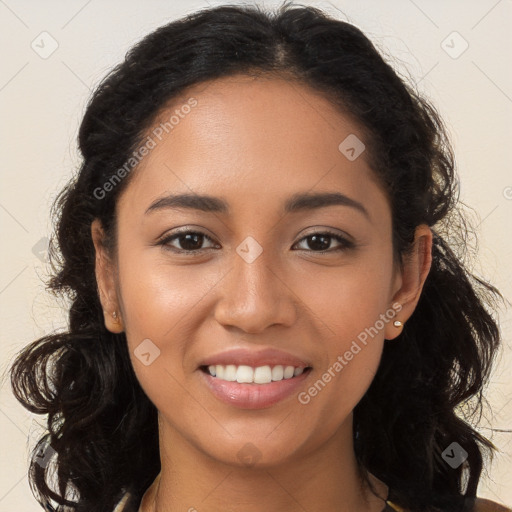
[92,74,432,512]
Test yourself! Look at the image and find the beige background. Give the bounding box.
[0,0,511,510]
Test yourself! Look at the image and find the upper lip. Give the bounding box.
[199,348,312,369]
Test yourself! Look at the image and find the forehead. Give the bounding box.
[117,74,389,223]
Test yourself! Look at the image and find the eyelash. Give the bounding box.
[157,229,355,255]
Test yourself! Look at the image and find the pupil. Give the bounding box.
[309,235,329,251]
[181,233,202,250]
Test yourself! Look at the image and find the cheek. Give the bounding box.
[298,251,394,348]
[114,247,212,397]
[118,251,221,342]
[293,257,393,416]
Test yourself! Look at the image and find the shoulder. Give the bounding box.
[113,493,511,512]
[386,497,511,512]
[472,497,512,512]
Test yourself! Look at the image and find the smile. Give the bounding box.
[203,364,309,384]
[199,365,313,409]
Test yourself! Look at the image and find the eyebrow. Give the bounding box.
[145,191,370,220]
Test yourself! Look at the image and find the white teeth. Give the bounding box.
[271,365,284,381]
[283,365,295,379]
[215,365,224,380]
[254,366,272,384]
[224,364,237,381]
[236,365,254,383]
[205,364,308,383]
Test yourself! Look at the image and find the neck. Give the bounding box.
[140,413,388,512]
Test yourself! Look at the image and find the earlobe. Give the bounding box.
[91,219,124,333]
[384,225,433,341]
[103,309,124,333]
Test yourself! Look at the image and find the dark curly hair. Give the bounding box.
[9,2,507,511]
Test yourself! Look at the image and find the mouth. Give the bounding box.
[198,364,313,409]
[199,364,313,384]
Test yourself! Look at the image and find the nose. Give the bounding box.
[213,244,298,334]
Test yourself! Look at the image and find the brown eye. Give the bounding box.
[293,231,354,253]
[159,230,218,253]
[157,229,354,255]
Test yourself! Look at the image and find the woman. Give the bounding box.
[9,3,510,512]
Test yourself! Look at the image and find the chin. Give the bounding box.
[204,439,299,470]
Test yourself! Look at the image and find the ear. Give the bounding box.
[91,219,124,333]
[384,224,433,341]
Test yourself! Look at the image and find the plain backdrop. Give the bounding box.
[0,0,511,510]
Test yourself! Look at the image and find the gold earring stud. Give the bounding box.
[393,320,403,328]
[112,311,118,320]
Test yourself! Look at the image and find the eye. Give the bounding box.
[292,230,355,253]
[158,230,219,254]
[157,229,355,254]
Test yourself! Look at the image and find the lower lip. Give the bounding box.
[199,368,312,410]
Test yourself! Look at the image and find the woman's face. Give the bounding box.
[94,74,427,468]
